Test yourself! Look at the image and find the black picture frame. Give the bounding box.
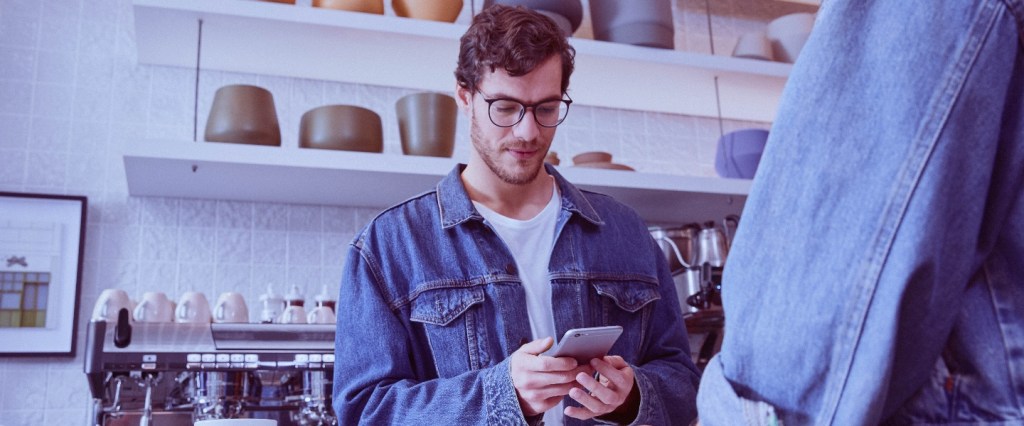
[0,191,87,357]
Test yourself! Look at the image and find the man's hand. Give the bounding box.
[510,337,592,417]
[564,355,638,421]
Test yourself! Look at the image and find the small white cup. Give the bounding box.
[306,306,336,324]
[213,292,250,323]
[92,289,133,322]
[175,291,212,323]
[133,291,174,323]
[278,305,307,324]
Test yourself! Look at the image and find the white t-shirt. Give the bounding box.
[473,181,564,425]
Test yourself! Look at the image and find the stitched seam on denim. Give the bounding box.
[355,241,395,312]
[997,0,1024,43]
[821,2,1003,423]
[393,277,510,311]
[981,259,1024,414]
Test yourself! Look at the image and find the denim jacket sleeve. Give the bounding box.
[624,244,701,426]
[333,240,531,425]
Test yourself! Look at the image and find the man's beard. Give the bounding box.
[470,117,545,186]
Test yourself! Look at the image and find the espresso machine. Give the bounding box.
[84,310,338,426]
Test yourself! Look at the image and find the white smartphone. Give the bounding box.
[544,325,623,363]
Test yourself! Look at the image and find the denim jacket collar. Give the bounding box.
[435,163,604,230]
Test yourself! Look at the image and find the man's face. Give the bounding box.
[458,55,563,186]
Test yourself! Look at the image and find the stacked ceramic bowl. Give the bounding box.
[571,151,634,171]
[482,0,584,37]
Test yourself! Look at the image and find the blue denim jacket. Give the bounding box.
[697,0,1024,424]
[333,164,699,425]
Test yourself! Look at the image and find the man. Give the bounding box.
[697,0,1024,424]
[333,5,699,425]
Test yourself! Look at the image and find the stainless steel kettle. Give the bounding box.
[694,215,739,268]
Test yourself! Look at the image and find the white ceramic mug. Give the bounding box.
[278,305,307,324]
[194,420,278,426]
[306,305,336,324]
[213,292,249,323]
[175,291,212,323]
[92,288,133,322]
[133,291,174,323]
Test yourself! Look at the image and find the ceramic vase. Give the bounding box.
[589,0,675,49]
[205,84,281,147]
[312,0,384,14]
[396,93,457,158]
[482,0,583,36]
[299,105,384,153]
[714,129,769,179]
[393,0,463,23]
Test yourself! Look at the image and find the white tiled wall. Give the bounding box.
[0,0,813,423]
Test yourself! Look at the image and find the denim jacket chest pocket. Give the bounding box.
[590,281,662,360]
[408,284,490,378]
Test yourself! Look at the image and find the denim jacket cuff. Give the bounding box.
[620,365,659,426]
[482,355,532,425]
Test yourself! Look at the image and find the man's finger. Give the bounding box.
[518,336,554,355]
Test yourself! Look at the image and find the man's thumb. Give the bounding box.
[519,336,554,355]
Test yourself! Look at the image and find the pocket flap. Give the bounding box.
[409,285,485,326]
[593,281,661,313]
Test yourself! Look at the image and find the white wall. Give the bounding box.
[0,0,813,423]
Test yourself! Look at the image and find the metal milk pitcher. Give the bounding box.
[695,215,739,267]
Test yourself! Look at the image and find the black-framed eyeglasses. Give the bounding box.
[478,91,573,128]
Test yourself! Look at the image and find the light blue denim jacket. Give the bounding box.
[333,164,699,425]
[697,0,1024,424]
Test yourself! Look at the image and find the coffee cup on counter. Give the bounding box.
[306,305,335,324]
[213,292,249,323]
[175,291,212,323]
[92,288,134,322]
[133,291,174,323]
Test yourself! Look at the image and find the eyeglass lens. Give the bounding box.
[488,99,569,127]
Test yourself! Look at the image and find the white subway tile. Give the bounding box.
[0,114,30,149]
[288,232,322,266]
[0,81,32,115]
[25,150,67,187]
[253,230,287,265]
[216,229,253,264]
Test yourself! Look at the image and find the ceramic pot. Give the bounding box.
[393,0,463,23]
[396,93,457,157]
[205,85,281,147]
[299,105,383,153]
[482,0,583,36]
[767,13,815,63]
[589,0,675,49]
[732,32,773,61]
[714,128,769,179]
[312,0,384,14]
[258,0,295,4]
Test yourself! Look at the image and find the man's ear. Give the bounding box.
[455,84,473,115]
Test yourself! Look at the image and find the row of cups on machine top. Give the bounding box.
[91,285,338,325]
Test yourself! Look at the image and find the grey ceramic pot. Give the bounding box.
[205,85,282,146]
[299,105,383,153]
[589,0,675,49]
[482,0,583,36]
[396,93,457,158]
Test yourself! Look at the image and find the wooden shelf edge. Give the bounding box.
[123,140,749,224]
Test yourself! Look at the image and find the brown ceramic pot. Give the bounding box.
[299,105,383,153]
[396,93,457,157]
[204,85,281,147]
[312,0,384,14]
[393,0,463,23]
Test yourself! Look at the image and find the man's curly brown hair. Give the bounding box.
[455,5,575,95]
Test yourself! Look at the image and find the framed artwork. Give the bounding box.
[0,192,87,357]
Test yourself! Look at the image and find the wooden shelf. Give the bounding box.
[133,0,789,122]
[123,140,749,225]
